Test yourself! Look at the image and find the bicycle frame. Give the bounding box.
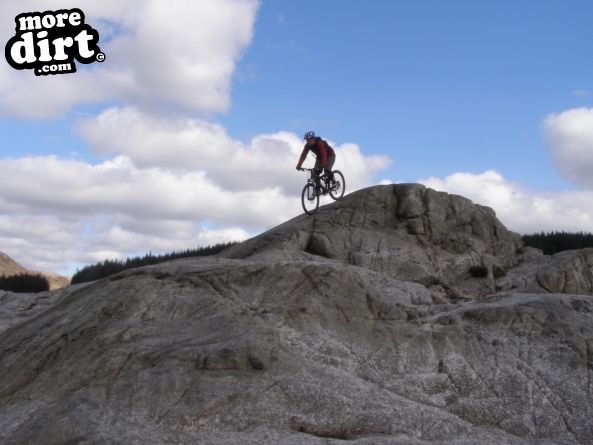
[303,168,331,197]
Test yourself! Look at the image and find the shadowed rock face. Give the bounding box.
[0,185,592,445]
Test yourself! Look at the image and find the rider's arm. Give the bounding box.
[296,146,309,169]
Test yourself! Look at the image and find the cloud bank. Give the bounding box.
[419,107,593,235]
[0,0,259,118]
[419,170,593,234]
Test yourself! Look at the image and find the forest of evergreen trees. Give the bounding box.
[521,231,593,255]
[0,273,50,293]
[71,242,237,284]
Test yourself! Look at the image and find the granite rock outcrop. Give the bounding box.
[0,185,591,445]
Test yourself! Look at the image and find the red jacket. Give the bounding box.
[296,137,335,168]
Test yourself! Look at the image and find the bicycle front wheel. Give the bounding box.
[301,183,319,215]
[329,170,345,200]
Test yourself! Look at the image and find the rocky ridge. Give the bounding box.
[0,184,591,445]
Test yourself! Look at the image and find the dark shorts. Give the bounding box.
[314,155,335,172]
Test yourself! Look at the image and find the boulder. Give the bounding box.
[496,247,593,295]
[224,184,523,299]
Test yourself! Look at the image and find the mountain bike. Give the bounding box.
[300,168,345,215]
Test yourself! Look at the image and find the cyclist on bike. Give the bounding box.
[295,131,336,189]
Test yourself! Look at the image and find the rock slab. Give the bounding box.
[0,185,591,445]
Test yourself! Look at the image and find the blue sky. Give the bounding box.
[222,0,593,189]
[1,0,593,275]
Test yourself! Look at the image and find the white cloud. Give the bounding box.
[0,143,390,274]
[0,214,82,273]
[77,106,242,171]
[0,0,259,118]
[543,107,593,190]
[76,106,391,194]
[419,170,593,234]
[0,155,299,226]
[80,223,248,263]
[0,154,288,274]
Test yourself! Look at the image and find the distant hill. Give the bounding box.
[0,252,28,276]
[0,251,70,290]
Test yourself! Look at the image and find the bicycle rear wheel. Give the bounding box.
[329,170,345,200]
[301,183,319,215]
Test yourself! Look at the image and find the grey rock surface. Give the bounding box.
[223,184,523,299]
[0,284,89,336]
[496,247,593,295]
[0,184,592,445]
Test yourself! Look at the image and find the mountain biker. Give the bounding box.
[295,131,336,189]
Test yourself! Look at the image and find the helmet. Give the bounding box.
[304,130,315,141]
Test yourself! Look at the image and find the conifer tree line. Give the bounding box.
[71,242,237,284]
[0,273,50,293]
[521,231,593,255]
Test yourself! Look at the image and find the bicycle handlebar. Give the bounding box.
[300,167,323,172]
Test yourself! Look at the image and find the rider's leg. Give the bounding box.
[313,159,322,190]
[325,156,336,181]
